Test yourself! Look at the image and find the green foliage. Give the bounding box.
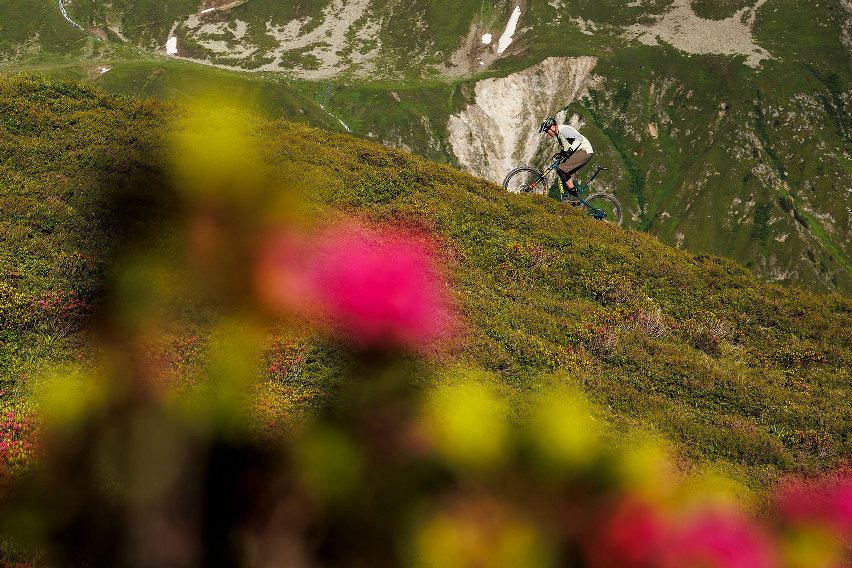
[2,0,850,297]
[1,76,852,496]
[750,202,771,245]
[752,89,785,180]
[689,0,754,20]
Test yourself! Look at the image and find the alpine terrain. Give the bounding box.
[1,0,850,294]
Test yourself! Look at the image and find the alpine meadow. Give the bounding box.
[1,1,852,567]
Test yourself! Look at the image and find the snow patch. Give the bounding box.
[482,33,493,45]
[176,0,379,79]
[166,37,178,55]
[58,0,86,33]
[497,6,522,55]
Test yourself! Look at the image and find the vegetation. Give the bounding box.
[1,72,852,565]
[2,74,851,479]
[2,0,850,296]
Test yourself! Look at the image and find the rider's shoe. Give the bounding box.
[561,183,579,202]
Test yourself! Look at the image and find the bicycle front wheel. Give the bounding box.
[582,193,623,225]
[502,167,548,196]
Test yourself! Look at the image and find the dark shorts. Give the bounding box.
[558,150,592,179]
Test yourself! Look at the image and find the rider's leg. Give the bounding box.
[558,151,592,193]
[555,169,574,201]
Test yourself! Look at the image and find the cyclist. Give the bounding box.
[539,117,593,196]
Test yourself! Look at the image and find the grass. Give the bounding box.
[3,0,851,297]
[2,76,852,498]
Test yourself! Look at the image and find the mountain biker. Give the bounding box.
[539,117,593,196]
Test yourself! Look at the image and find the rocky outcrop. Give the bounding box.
[447,56,598,183]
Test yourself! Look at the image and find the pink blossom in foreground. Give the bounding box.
[663,508,779,568]
[587,497,668,568]
[256,220,457,349]
[774,469,852,532]
[589,498,779,568]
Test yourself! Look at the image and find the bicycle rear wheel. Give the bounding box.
[503,167,548,196]
[582,193,623,225]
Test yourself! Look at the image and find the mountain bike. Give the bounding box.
[502,158,623,225]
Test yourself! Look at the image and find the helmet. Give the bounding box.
[538,117,557,133]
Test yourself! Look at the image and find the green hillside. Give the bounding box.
[2,74,851,490]
[2,1,851,297]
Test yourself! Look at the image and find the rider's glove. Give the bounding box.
[552,151,568,162]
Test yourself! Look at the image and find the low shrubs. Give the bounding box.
[0,77,851,566]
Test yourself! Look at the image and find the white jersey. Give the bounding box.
[556,124,593,154]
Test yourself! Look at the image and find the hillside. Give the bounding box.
[2,74,852,482]
[1,1,850,298]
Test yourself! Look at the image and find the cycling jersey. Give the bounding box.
[556,125,594,155]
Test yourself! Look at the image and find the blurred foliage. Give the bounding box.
[1,76,852,565]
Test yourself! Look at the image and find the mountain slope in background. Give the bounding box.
[0,1,850,295]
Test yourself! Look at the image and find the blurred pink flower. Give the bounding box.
[256,219,457,350]
[588,497,668,568]
[775,469,852,532]
[590,499,778,568]
[663,508,778,568]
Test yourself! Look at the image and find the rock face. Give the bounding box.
[447,56,598,183]
[624,0,771,68]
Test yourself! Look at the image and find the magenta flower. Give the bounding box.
[775,469,852,531]
[663,508,778,568]
[590,499,779,568]
[588,497,668,568]
[256,219,457,350]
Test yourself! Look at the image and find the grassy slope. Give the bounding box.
[3,0,851,296]
[2,76,852,492]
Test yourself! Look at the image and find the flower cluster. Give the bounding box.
[497,243,556,286]
[623,305,670,339]
[581,322,619,358]
[771,424,835,458]
[57,251,101,283]
[774,468,852,533]
[791,428,834,457]
[255,219,458,351]
[148,334,207,388]
[589,498,778,568]
[32,290,92,337]
[252,383,326,432]
[264,335,309,384]
[0,408,36,472]
[766,346,828,368]
[671,316,738,355]
[0,283,36,330]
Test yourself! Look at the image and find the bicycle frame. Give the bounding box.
[540,160,609,220]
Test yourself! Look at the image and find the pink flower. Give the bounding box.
[663,508,778,568]
[256,219,457,350]
[587,497,668,568]
[590,499,778,568]
[775,469,852,531]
